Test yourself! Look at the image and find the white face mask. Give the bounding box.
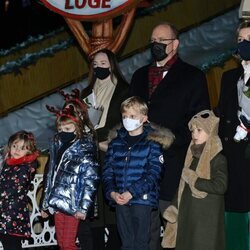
[122,118,143,132]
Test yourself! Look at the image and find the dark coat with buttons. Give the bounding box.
[217,66,250,212]
[129,58,210,201]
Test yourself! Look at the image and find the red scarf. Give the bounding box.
[6,151,39,166]
[148,55,177,98]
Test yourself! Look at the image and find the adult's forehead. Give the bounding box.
[93,52,109,61]
[151,24,173,36]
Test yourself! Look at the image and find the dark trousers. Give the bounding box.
[78,220,94,250]
[150,200,172,250]
[0,234,22,250]
[78,220,121,250]
[116,204,152,250]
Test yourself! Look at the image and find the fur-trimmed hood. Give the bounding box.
[107,123,175,150]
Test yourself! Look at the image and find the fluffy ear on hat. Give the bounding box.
[188,110,219,135]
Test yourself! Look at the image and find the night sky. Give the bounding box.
[0,0,65,49]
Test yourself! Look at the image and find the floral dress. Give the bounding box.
[0,152,39,238]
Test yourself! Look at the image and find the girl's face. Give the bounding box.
[238,27,250,43]
[57,122,76,133]
[10,139,30,159]
[191,126,209,145]
[93,52,111,69]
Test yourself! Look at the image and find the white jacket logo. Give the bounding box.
[159,155,164,164]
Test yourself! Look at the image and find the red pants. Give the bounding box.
[54,212,79,250]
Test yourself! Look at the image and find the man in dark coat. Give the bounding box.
[216,20,250,250]
[129,22,210,249]
[217,67,250,250]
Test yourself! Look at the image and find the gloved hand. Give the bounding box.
[163,205,178,223]
[181,168,198,186]
[182,168,207,198]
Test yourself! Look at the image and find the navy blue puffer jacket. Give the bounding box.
[41,134,99,216]
[103,126,165,208]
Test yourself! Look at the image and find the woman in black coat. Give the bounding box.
[217,20,250,250]
[80,49,129,250]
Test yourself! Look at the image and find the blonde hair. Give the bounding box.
[120,96,148,115]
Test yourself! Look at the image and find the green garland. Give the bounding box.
[199,48,236,72]
[0,2,237,76]
[0,38,74,75]
[0,0,173,58]
[0,27,65,57]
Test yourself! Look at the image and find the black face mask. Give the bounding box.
[58,131,76,144]
[94,67,110,80]
[238,39,250,61]
[150,42,168,62]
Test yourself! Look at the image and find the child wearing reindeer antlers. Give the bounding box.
[40,104,99,250]
[59,88,99,250]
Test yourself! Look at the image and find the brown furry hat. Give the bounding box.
[188,109,219,136]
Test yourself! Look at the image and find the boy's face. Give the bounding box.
[191,125,209,145]
[122,106,147,135]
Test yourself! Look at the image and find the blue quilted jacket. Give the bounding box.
[41,134,99,216]
[103,125,166,208]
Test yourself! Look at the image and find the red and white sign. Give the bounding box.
[40,0,141,21]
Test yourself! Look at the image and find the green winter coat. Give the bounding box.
[173,153,227,250]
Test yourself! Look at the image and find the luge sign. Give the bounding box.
[40,0,141,21]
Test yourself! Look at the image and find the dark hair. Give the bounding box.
[81,49,127,98]
[6,130,37,155]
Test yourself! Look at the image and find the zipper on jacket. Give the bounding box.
[124,146,131,193]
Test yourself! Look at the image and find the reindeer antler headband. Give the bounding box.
[58,88,88,112]
[46,105,79,123]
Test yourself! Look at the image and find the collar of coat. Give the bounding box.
[108,123,175,150]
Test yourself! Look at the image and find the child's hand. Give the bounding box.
[74,212,86,220]
[120,191,133,205]
[98,141,109,152]
[110,191,125,205]
[41,210,49,219]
